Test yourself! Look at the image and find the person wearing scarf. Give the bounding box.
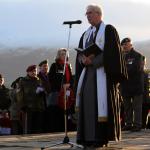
[48,48,74,132]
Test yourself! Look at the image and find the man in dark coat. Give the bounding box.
[38,60,51,132]
[38,60,51,95]
[38,60,51,107]
[74,4,128,148]
[121,38,145,132]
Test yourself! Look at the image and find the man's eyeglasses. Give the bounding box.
[85,11,93,16]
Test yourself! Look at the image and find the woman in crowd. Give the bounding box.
[48,48,75,132]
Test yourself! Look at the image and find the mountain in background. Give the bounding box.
[0,47,77,86]
[134,40,150,68]
[0,40,149,86]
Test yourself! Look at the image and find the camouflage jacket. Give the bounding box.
[18,76,45,112]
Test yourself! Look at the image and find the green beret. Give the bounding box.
[121,37,131,45]
[39,59,48,67]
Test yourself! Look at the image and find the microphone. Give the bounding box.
[63,20,82,25]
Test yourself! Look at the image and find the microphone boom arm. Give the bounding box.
[63,20,82,25]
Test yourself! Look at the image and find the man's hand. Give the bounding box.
[82,54,95,65]
[63,83,70,90]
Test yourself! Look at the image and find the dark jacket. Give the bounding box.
[38,72,51,94]
[48,62,73,92]
[0,85,11,110]
[18,76,45,112]
[121,49,144,97]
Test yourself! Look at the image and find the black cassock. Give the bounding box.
[75,24,128,146]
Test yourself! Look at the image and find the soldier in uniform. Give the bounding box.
[38,60,51,132]
[18,65,45,134]
[38,60,51,103]
[121,38,144,132]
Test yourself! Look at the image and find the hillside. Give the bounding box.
[134,40,150,68]
[0,48,76,86]
[0,40,149,86]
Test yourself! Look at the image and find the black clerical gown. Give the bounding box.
[75,24,127,146]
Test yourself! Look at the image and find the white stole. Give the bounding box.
[76,22,108,119]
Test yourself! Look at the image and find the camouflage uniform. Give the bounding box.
[18,75,45,134]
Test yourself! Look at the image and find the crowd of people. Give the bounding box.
[0,3,150,150]
[0,48,76,135]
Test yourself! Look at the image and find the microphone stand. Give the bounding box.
[41,23,83,150]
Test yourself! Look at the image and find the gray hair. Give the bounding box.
[86,4,103,16]
[55,48,69,61]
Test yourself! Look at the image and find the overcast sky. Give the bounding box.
[0,0,150,48]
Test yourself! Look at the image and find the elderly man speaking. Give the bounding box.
[74,3,128,149]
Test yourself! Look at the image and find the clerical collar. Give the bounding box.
[90,22,102,42]
[90,22,102,38]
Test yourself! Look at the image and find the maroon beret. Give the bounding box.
[26,65,37,72]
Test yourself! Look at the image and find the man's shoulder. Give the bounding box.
[50,62,56,67]
[105,24,118,36]
[19,76,33,84]
[132,49,144,57]
[105,24,116,31]
[20,76,28,82]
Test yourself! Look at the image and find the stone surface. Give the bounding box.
[0,129,150,150]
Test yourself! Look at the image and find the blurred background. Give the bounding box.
[0,0,149,85]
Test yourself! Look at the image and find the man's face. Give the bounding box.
[0,78,4,86]
[40,63,49,74]
[27,69,37,78]
[86,8,101,26]
[122,42,132,52]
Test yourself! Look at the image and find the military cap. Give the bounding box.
[39,59,48,67]
[121,37,131,45]
[26,65,37,72]
[0,74,3,78]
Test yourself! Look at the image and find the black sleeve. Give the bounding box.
[48,63,59,90]
[103,25,128,82]
[48,63,56,82]
[74,33,85,94]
